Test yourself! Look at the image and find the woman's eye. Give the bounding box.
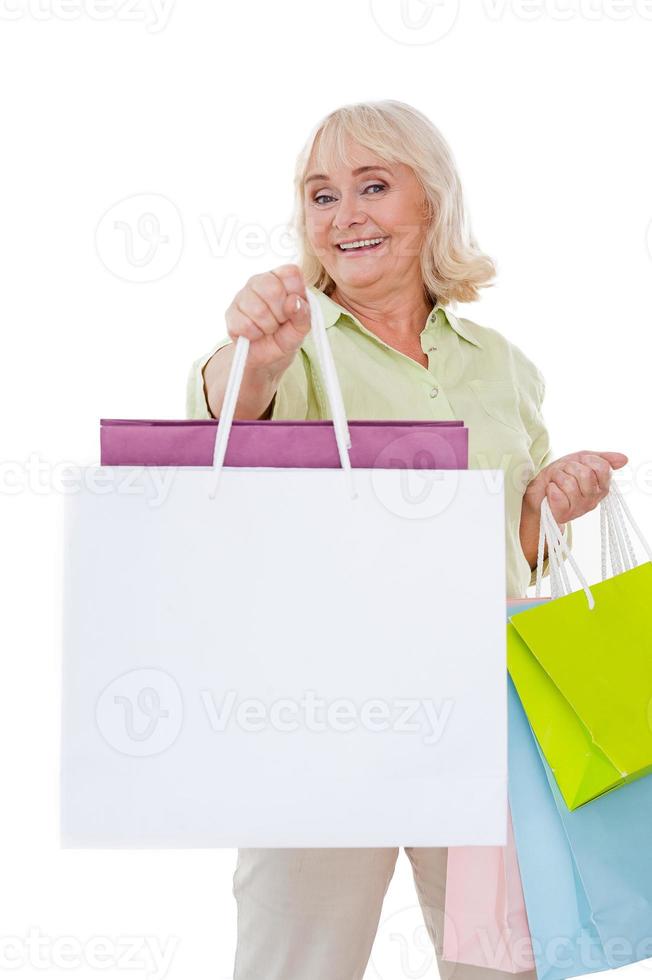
[312,183,386,205]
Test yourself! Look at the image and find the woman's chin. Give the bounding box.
[332,259,388,289]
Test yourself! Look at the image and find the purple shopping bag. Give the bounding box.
[100,418,468,469]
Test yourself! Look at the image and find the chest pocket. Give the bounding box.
[467,379,525,435]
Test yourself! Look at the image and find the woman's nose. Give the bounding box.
[332,195,366,230]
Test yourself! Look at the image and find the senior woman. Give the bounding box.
[186,101,627,980]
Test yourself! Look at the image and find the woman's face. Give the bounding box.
[303,138,430,295]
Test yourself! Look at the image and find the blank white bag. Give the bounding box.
[60,294,508,848]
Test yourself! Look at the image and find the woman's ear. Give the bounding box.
[420,191,434,222]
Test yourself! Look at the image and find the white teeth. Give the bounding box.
[338,237,384,250]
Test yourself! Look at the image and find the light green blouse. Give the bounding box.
[186,286,571,598]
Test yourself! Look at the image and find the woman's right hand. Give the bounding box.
[225,264,312,373]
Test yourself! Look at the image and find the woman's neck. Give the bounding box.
[330,283,433,343]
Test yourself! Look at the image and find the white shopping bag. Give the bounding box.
[60,295,507,848]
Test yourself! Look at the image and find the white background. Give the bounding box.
[1,0,652,977]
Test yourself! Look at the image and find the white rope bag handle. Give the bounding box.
[209,291,355,498]
[600,482,641,578]
[535,477,652,610]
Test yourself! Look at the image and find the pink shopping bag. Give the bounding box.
[443,598,541,973]
[443,807,534,973]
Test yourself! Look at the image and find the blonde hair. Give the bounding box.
[293,100,496,307]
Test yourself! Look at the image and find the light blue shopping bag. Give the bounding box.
[508,599,652,980]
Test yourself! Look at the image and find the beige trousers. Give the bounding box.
[232,846,537,980]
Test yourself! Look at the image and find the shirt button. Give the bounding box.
[429,386,439,398]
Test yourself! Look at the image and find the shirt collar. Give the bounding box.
[309,286,483,350]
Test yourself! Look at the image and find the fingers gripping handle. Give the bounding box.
[209,291,354,498]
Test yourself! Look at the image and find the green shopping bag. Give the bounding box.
[507,480,652,811]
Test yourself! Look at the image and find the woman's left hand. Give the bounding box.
[523,450,629,526]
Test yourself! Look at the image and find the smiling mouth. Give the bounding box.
[336,237,387,254]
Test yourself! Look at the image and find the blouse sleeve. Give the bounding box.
[185,338,312,421]
[185,338,231,420]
